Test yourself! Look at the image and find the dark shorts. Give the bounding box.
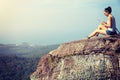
[106,30,117,35]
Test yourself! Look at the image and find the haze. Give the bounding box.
[0,0,120,45]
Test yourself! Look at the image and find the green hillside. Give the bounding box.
[0,44,59,80]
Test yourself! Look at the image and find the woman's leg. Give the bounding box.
[89,29,107,38]
[96,25,107,36]
[98,25,107,30]
[88,25,107,38]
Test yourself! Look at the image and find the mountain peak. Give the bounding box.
[30,35,120,80]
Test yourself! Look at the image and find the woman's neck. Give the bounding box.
[107,14,112,17]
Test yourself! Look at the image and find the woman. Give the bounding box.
[88,6,117,39]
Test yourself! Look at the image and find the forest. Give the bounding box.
[0,43,59,80]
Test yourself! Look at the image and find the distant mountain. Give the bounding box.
[0,43,59,80]
[0,43,59,57]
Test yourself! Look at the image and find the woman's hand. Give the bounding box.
[101,21,107,25]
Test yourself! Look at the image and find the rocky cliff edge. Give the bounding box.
[30,35,120,80]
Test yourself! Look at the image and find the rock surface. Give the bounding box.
[30,35,120,80]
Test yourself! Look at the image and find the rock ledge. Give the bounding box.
[31,35,120,80]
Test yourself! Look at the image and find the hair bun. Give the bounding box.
[107,6,111,9]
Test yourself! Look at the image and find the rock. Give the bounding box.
[30,35,120,80]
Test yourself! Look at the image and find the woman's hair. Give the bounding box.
[104,6,112,14]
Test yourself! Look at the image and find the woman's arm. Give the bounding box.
[101,21,107,25]
[103,16,112,28]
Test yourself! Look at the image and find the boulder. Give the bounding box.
[31,35,120,80]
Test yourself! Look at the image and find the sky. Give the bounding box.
[0,0,120,45]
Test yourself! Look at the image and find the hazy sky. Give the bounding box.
[0,0,120,45]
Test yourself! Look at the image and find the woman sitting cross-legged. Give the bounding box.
[88,6,117,39]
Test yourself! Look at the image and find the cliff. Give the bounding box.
[30,35,120,80]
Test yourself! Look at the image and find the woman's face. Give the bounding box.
[104,11,109,17]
